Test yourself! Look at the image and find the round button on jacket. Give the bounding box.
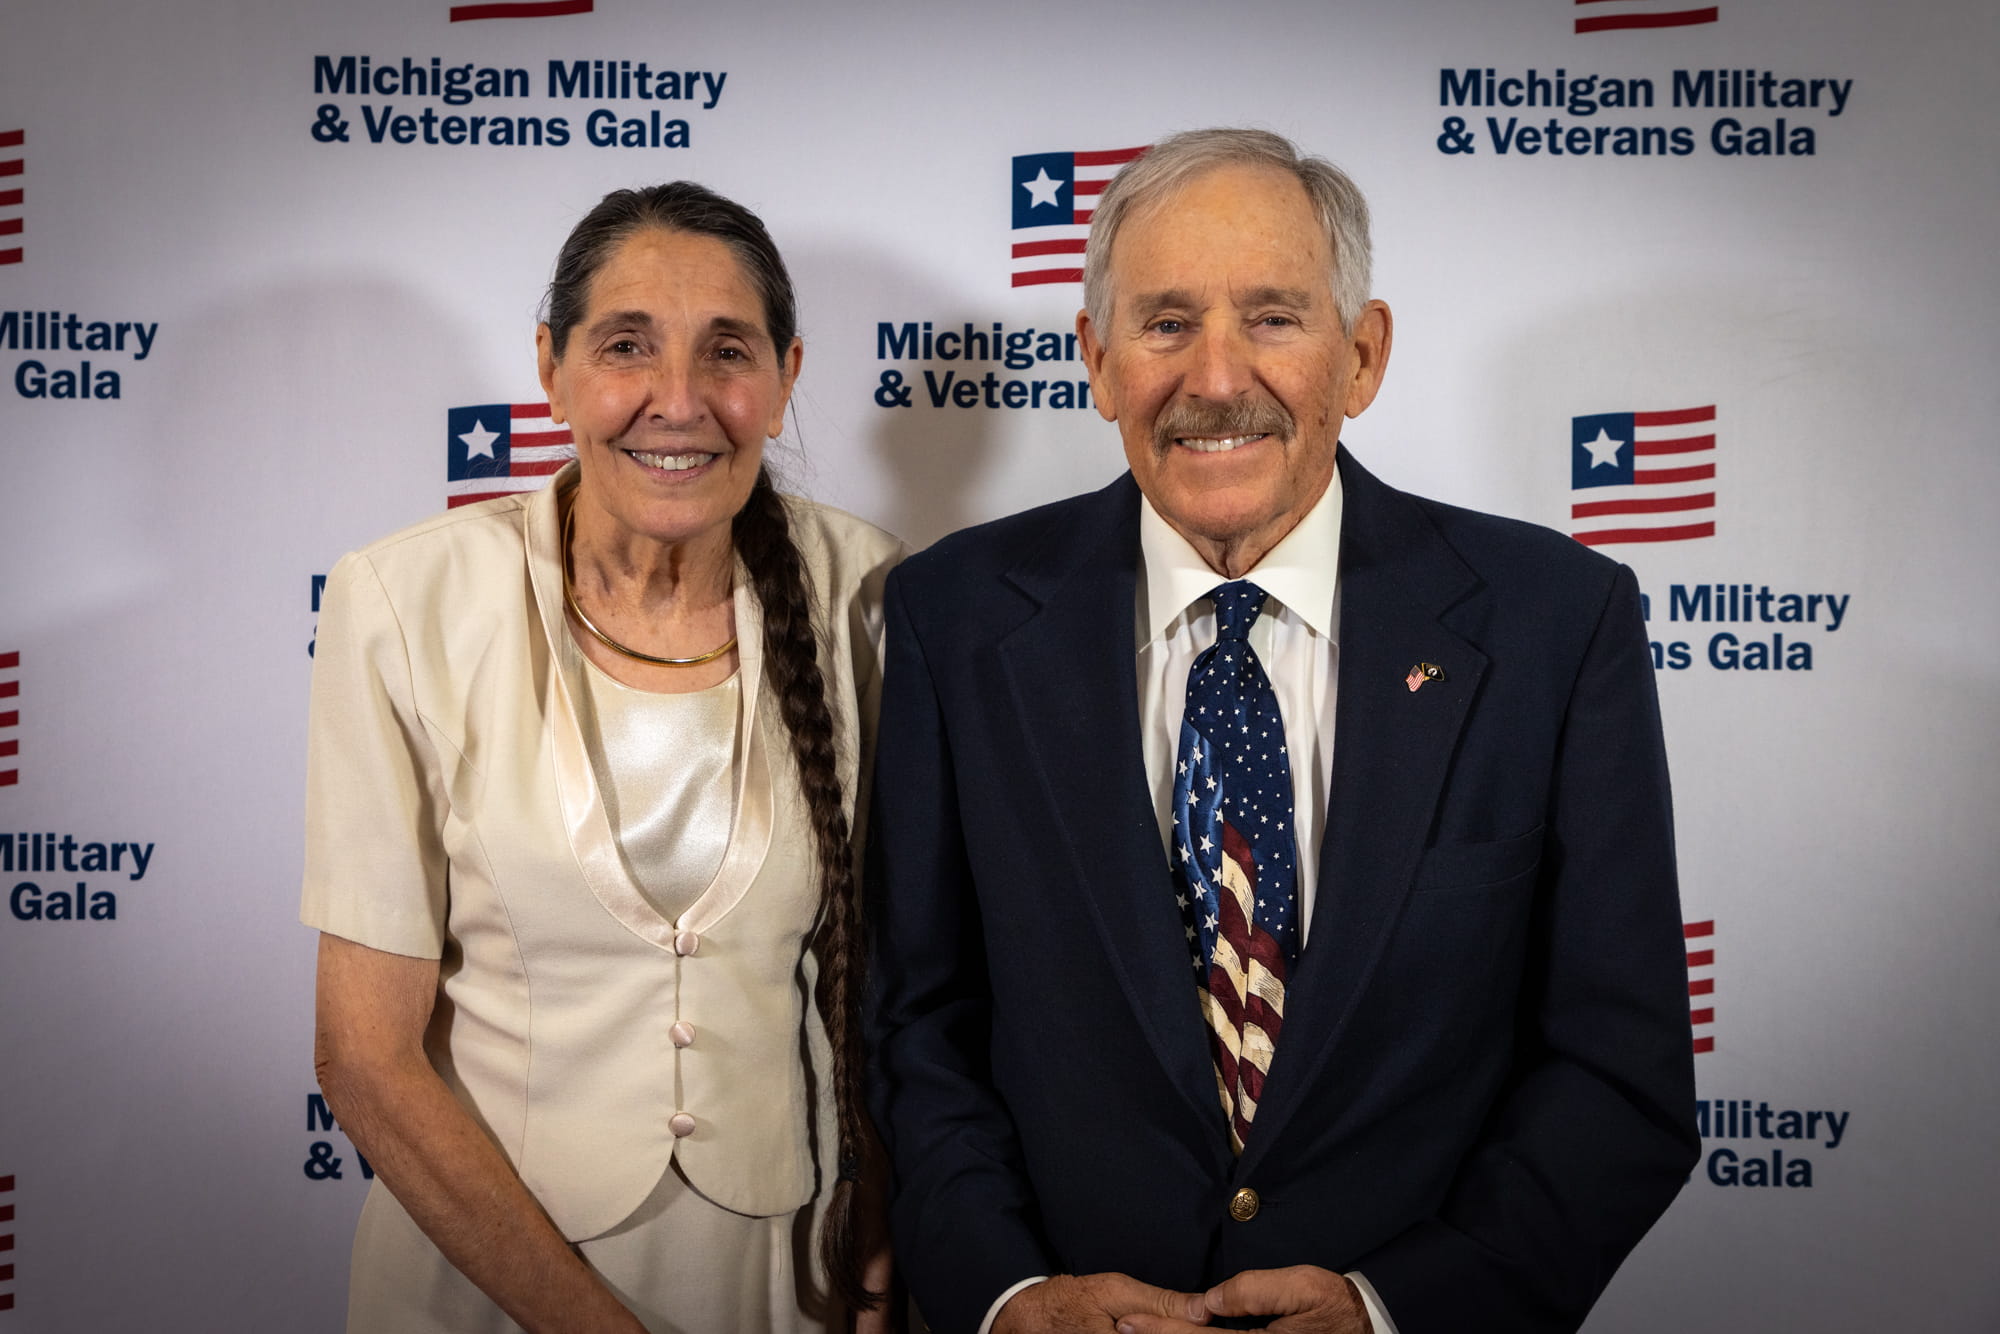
[1228,1187,1260,1222]
[673,930,700,957]
[669,1021,696,1048]
[669,1112,697,1138]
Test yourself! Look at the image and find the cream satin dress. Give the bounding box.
[342,661,832,1333]
[306,469,901,1334]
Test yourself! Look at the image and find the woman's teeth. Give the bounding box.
[628,450,711,471]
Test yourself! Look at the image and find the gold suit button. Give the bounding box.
[1228,1187,1260,1222]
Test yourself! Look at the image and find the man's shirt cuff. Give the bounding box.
[978,1276,1048,1334]
[1348,1270,1400,1334]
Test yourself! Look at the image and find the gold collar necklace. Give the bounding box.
[561,505,737,668]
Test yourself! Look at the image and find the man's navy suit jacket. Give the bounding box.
[866,450,1699,1334]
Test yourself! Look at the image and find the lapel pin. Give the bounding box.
[1405,662,1445,693]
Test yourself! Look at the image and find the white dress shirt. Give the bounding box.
[1136,468,1343,941]
[979,469,1399,1334]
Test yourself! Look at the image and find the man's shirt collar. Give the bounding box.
[1137,461,1344,644]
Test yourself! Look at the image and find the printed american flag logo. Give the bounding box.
[0,652,17,788]
[1009,146,1146,288]
[0,1172,13,1312]
[0,131,22,267]
[450,0,591,20]
[1686,919,1715,1054]
[1570,405,1716,546]
[1575,0,1719,34]
[447,402,572,508]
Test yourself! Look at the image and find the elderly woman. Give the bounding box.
[303,183,899,1332]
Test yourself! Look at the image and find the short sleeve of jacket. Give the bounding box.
[300,550,451,959]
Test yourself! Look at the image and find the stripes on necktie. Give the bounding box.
[1173,580,1297,1155]
[1200,821,1288,1153]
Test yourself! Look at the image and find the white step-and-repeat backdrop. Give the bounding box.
[2,0,1996,1329]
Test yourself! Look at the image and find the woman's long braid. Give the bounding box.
[545,183,874,1308]
[733,469,877,1312]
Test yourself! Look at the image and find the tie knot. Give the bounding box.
[1208,581,1268,643]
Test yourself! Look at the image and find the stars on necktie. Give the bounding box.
[1170,579,1300,971]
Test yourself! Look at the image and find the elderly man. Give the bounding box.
[866,128,1696,1334]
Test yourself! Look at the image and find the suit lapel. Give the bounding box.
[996,476,1230,1153]
[1239,450,1491,1177]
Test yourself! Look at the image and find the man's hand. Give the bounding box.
[993,1273,1207,1333]
[1113,1266,1366,1334]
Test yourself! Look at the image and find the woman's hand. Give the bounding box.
[315,933,648,1334]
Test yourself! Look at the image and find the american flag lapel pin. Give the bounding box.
[1405,662,1445,693]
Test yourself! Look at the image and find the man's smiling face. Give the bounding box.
[1080,162,1389,575]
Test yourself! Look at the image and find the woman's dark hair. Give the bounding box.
[544,183,878,1312]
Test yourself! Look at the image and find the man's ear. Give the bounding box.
[1077,307,1119,423]
[1343,300,1393,420]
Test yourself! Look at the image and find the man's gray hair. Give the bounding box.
[1083,128,1373,336]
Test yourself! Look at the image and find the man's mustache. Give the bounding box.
[1152,398,1296,453]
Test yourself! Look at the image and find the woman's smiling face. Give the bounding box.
[538,227,800,550]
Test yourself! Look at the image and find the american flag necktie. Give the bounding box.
[1171,580,1299,1155]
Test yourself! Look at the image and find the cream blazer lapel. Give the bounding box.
[526,469,777,945]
